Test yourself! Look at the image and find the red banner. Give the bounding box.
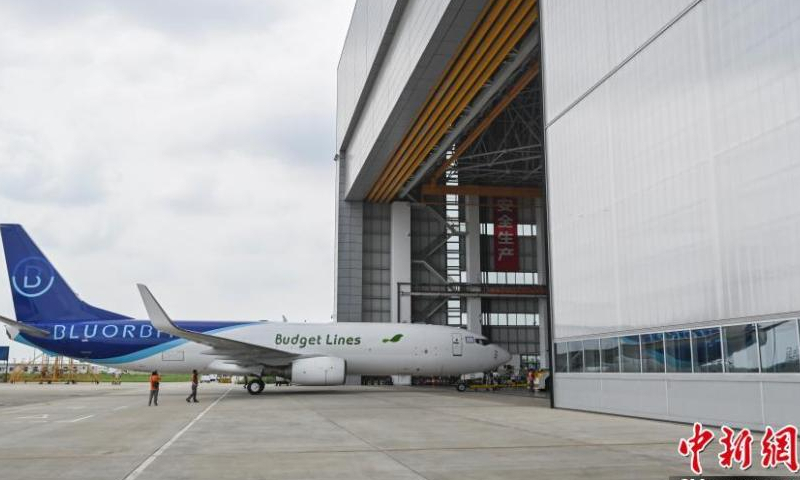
[493,197,519,272]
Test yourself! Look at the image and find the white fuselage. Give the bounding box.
[109,322,511,377]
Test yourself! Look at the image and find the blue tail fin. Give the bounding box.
[0,224,130,323]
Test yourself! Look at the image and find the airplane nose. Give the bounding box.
[497,347,512,365]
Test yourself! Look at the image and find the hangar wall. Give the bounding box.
[543,0,800,428]
[338,0,486,199]
[336,0,399,150]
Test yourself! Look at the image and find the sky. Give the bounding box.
[0,0,356,361]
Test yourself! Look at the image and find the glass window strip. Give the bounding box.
[555,318,800,375]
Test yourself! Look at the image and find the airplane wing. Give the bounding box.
[0,315,50,338]
[136,284,299,368]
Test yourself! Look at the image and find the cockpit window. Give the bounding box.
[475,338,490,345]
[465,336,475,343]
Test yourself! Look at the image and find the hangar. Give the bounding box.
[334,0,800,429]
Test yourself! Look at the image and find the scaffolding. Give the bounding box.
[9,352,100,384]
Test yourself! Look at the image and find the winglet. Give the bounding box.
[137,284,183,338]
[0,315,50,338]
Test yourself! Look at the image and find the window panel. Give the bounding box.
[521,354,540,370]
[583,339,600,372]
[758,320,800,373]
[600,337,620,373]
[641,333,665,373]
[568,341,583,373]
[620,335,641,373]
[555,342,568,372]
[664,330,692,373]
[722,323,759,373]
[692,328,722,373]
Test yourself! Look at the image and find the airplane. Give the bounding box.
[0,224,512,394]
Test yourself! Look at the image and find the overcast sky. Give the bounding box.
[0,1,355,360]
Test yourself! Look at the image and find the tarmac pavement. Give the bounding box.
[0,382,780,479]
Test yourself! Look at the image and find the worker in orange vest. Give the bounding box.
[186,369,199,403]
[148,370,161,406]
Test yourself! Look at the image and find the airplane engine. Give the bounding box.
[290,356,345,386]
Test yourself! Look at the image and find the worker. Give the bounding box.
[148,370,161,406]
[186,369,199,403]
[527,369,535,392]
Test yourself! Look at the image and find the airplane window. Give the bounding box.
[465,336,475,343]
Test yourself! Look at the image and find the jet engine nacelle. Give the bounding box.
[290,356,345,386]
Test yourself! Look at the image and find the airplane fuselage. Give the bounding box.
[12,320,511,377]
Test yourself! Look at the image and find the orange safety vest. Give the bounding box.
[150,374,161,390]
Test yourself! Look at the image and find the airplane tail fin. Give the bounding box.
[0,224,130,324]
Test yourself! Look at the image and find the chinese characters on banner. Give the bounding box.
[493,197,519,272]
[678,422,798,474]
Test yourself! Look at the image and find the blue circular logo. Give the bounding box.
[11,257,55,298]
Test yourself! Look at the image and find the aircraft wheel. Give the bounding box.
[247,379,265,395]
[456,382,467,392]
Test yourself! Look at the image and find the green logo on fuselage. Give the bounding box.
[382,334,403,343]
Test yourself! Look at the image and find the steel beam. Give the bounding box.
[420,184,542,198]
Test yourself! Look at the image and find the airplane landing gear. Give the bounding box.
[246,378,265,395]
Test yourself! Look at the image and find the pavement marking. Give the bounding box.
[16,414,49,420]
[123,387,231,480]
[113,405,129,411]
[58,414,94,423]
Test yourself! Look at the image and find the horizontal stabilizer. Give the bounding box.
[0,315,50,338]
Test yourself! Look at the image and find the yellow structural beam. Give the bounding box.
[429,60,540,184]
[373,0,525,200]
[367,0,538,203]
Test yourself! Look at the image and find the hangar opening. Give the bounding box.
[334,0,548,391]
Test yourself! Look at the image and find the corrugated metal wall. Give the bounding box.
[336,0,399,150]
[362,203,391,322]
[544,0,800,338]
[340,0,454,194]
[543,0,800,427]
[542,0,694,124]
[334,158,363,322]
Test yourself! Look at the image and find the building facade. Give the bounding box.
[334,0,800,430]
[544,0,800,429]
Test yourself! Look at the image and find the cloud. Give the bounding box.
[0,0,355,358]
[0,0,293,37]
[0,126,107,205]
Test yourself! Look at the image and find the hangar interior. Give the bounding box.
[334,0,548,380]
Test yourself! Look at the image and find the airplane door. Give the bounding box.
[451,333,463,356]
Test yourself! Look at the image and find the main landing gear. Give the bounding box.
[245,377,265,395]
